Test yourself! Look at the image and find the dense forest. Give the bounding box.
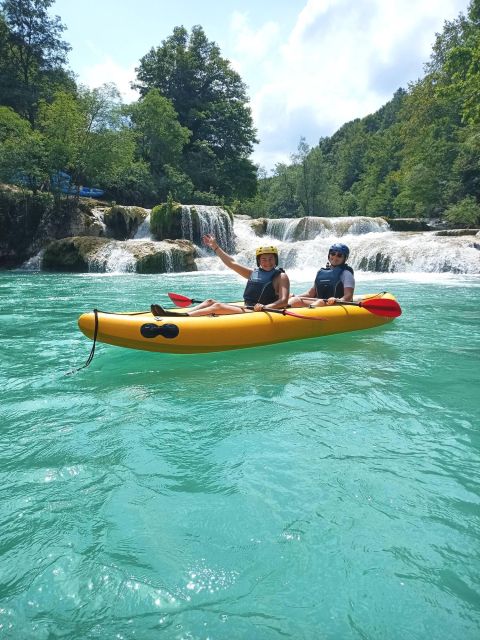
[0,0,479,226]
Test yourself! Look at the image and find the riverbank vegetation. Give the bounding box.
[0,0,479,228]
[241,0,480,223]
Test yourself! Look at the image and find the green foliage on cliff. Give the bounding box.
[0,188,55,265]
[444,196,480,226]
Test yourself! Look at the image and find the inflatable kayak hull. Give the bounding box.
[77,293,399,355]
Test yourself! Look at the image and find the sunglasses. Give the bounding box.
[329,251,345,258]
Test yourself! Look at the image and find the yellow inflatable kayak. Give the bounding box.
[77,293,401,355]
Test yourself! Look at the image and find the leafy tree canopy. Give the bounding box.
[0,0,73,124]
[133,25,257,199]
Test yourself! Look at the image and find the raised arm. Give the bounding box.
[203,234,252,279]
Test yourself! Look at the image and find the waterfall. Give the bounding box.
[87,243,137,273]
[181,207,194,242]
[222,218,480,275]
[20,250,45,271]
[265,216,389,241]
[20,206,479,274]
[133,212,152,239]
[181,205,235,253]
[162,246,174,272]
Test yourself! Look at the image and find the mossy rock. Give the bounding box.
[135,240,197,273]
[104,205,149,239]
[357,252,392,272]
[434,229,480,237]
[150,201,183,240]
[42,236,197,273]
[384,218,431,231]
[0,188,55,266]
[249,218,267,236]
[43,236,110,271]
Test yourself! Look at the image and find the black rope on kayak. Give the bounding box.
[66,308,154,375]
[66,308,99,375]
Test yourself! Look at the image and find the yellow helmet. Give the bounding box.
[255,245,279,266]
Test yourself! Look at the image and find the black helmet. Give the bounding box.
[329,243,350,259]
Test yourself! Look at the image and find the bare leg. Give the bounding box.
[188,298,218,312]
[188,302,250,317]
[289,296,326,308]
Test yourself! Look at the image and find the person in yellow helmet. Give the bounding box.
[152,234,290,317]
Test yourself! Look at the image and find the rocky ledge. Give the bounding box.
[42,237,197,273]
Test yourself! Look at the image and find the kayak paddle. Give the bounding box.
[167,292,327,320]
[168,292,203,307]
[168,291,401,318]
[338,297,402,317]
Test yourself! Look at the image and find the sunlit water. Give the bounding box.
[1,270,479,639]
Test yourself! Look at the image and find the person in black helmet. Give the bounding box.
[151,234,290,317]
[288,243,355,308]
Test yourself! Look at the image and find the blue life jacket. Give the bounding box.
[314,264,354,299]
[243,267,284,306]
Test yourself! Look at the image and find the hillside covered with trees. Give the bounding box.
[244,0,480,226]
[0,0,479,227]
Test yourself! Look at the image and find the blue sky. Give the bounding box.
[51,0,470,171]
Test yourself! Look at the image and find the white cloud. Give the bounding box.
[230,11,280,63]
[237,0,469,170]
[78,56,139,104]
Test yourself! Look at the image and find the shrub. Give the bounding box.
[443,196,480,227]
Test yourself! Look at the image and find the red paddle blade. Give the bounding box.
[361,298,402,317]
[168,292,193,307]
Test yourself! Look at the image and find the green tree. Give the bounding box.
[39,85,137,195]
[0,0,73,124]
[0,106,47,191]
[267,163,300,217]
[133,25,257,199]
[291,138,338,216]
[353,126,402,216]
[129,89,190,167]
[395,72,462,217]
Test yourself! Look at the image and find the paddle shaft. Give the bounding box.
[167,292,400,318]
[167,292,326,320]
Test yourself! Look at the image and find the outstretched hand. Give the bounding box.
[202,234,217,249]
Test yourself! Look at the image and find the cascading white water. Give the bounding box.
[133,212,152,239]
[265,216,390,241]
[87,243,137,273]
[195,217,480,275]
[162,246,174,272]
[180,207,194,243]
[24,205,478,274]
[20,250,45,271]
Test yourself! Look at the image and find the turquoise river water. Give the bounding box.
[1,270,479,639]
